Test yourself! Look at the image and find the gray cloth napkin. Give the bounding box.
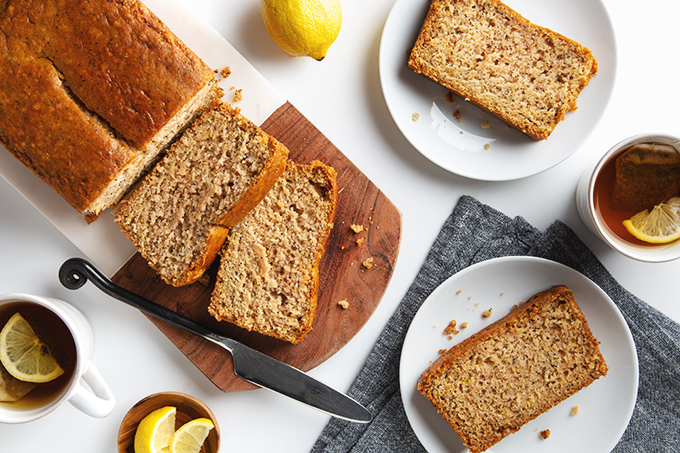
[312,195,680,453]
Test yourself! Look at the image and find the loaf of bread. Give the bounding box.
[0,0,220,217]
[418,285,608,453]
[209,160,338,344]
[114,102,289,287]
[408,0,598,140]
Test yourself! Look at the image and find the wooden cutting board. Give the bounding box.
[111,102,402,392]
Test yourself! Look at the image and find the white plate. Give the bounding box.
[379,0,617,181]
[400,256,638,453]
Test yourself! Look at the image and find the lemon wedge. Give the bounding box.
[134,406,177,453]
[0,312,64,383]
[169,418,214,453]
[261,0,342,61]
[623,197,680,244]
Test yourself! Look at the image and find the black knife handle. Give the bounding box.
[58,257,219,343]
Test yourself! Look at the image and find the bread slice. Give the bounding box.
[115,102,289,287]
[408,0,598,140]
[0,0,220,216]
[418,285,608,453]
[209,160,338,344]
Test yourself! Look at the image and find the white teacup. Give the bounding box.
[576,133,680,262]
[0,293,115,423]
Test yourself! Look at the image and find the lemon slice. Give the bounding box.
[169,418,214,453]
[261,0,342,61]
[0,312,64,383]
[134,406,177,453]
[623,197,680,244]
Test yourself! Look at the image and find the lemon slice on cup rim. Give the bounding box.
[623,197,680,244]
[0,312,64,383]
[134,406,177,453]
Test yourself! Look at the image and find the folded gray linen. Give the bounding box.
[312,195,680,453]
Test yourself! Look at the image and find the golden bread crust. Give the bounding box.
[418,285,608,453]
[408,0,598,140]
[209,160,338,344]
[0,0,217,214]
[115,102,290,287]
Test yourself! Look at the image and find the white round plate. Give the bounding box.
[379,0,617,181]
[400,256,638,453]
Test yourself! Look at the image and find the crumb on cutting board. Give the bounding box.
[350,224,364,233]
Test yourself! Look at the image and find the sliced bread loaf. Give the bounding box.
[408,0,598,140]
[418,285,608,453]
[208,160,338,344]
[0,0,220,216]
[114,102,289,287]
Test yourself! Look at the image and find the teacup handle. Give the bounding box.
[68,363,116,418]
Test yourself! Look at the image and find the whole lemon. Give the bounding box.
[261,0,342,61]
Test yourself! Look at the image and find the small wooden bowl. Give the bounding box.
[117,392,220,453]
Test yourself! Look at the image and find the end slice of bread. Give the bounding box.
[408,0,598,140]
[114,102,289,287]
[209,160,338,344]
[418,285,608,453]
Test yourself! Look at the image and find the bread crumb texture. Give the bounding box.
[540,429,551,440]
[408,0,598,140]
[209,160,338,344]
[417,285,608,453]
[115,102,288,286]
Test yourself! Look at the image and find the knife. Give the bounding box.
[58,258,372,423]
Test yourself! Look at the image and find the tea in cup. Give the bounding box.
[576,133,680,262]
[0,293,115,423]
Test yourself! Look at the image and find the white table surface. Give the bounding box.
[1,1,678,451]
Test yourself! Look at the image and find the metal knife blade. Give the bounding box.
[59,258,372,423]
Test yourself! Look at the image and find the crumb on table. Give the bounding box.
[362,258,374,269]
[482,308,493,318]
[412,112,420,121]
[571,405,580,416]
[356,237,365,246]
[540,429,550,440]
[350,224,364,233]
[220,66,232,78]
[338,300,349,309]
